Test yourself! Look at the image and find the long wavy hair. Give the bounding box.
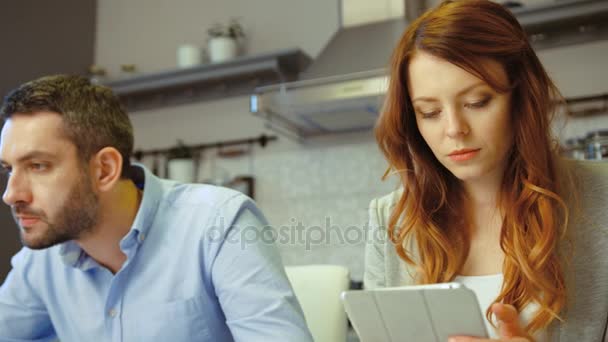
[375,0,571,334]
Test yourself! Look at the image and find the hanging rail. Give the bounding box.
[132,134,277,160]
[564,92,608,105]
[563,92,608,117]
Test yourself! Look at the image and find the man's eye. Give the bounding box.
[30,163,48,171]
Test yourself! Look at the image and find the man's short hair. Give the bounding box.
[0,74,134,178]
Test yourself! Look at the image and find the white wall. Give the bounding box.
[95,0,608,280]
[539,41,608,98]
[341,0,404,27]
[538,41,608,140]
[96,0,338,75]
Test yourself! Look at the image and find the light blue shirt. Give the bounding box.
[0,165,312,341]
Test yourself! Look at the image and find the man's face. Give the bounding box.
[0,112,99,249]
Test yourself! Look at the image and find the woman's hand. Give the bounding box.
[448,303,534,342]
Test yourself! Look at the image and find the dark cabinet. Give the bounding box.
[0,0,96,282]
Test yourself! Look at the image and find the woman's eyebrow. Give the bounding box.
[411,82,486,103]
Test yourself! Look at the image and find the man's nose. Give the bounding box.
[2,171,32,207]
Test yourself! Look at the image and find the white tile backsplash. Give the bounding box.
[135,112,606,282]
[201,136,398,281]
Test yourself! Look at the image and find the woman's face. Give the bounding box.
[407,51,514,185]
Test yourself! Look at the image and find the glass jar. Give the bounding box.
[586,130,608,160]
[562,137,587,160]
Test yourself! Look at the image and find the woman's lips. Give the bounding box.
[448,149,480,162]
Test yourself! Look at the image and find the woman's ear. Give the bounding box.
[91,147,123,192]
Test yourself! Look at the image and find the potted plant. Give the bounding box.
[166,140,196,183]
[207,18,245,63]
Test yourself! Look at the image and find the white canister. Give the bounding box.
[208,37,237,63]
[167,158,196,183]
[176,44,202,68]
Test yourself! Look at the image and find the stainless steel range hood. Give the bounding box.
[250,18,406,139]
[250,0,608,139]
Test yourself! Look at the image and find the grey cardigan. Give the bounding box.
[364,160,608,341]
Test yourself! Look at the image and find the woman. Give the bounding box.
[366,0,608,341]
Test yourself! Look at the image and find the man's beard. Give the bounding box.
[12,172,99,250]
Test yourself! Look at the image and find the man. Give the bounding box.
[0,75,312,341]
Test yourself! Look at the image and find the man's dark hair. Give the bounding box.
[0,74,134,178]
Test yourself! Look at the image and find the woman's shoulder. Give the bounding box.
[368,188,404,230]
[370,188,403,211]
[560,159,608,203]
[559,159,608,255]
[561,159,608,184]
[366,188,417,288]
[560,159,608,179]
[557,160,608,340]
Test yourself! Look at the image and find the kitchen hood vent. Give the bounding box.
[251,0,608,140]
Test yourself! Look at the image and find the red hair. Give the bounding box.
[375,0,570,334]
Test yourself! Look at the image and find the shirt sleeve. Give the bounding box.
[209,200,313,342]
[364,198,387,289]
[0,249,56,342]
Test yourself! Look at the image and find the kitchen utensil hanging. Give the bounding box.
[131,134,276,187]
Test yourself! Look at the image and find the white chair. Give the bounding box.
[285,265,351,342]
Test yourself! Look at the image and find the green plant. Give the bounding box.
[167,140,194,160]
[207,18,245,39]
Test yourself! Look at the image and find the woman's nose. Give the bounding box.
[445,109,470,138]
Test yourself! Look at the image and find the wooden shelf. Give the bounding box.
[103,48,311,112]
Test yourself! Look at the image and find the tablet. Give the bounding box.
[341,282,489,342]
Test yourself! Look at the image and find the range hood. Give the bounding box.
[250,0,608,139]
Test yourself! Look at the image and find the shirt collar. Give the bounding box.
[128,163,162,240]
[59,163,163,270]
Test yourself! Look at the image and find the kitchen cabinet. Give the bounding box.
[0,178,20,283]
[0,0,96,99]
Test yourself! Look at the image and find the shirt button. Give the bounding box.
[109,309,118,317]
[138,233,146,243]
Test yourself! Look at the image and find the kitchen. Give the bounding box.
[0,0,607,341]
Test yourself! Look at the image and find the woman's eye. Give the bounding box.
[418,110,440,119]
[466,97,491,109]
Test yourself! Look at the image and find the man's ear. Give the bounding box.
[91,147,123,192]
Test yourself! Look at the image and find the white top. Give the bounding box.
[454,274,547,341]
